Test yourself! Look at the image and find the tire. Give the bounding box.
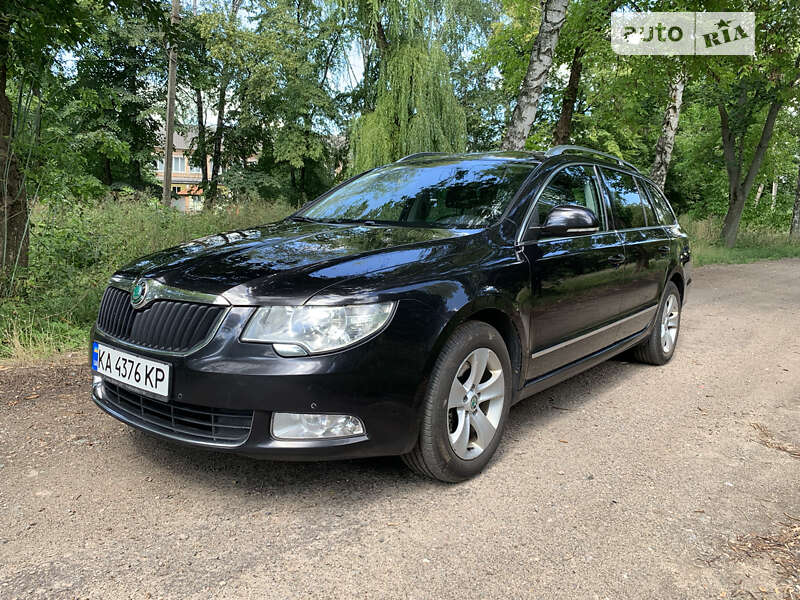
[631,281,681,366]
[402,321,512,482]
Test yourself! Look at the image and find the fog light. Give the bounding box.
[92,375,104,399]
[271,413,365,439]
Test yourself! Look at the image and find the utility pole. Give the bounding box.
[162,0,181,207]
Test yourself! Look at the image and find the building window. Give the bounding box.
[156,159,164,171]
[172,155,186,172]
[172,185,182,194]
[189,162,202,174]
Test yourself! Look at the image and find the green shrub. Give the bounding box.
[1,197,292,359]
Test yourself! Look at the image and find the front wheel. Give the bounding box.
[631,281,682,365]
[402,321,512,482]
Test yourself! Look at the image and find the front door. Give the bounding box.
[520,164,627,380]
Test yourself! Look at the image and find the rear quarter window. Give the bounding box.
[600,168,646,229]
[642,180,677,225]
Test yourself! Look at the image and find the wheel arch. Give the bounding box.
[667,268,685,304]
[424,296,526,394]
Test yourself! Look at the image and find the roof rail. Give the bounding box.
[395,152,448,163]
[545,145,639,172]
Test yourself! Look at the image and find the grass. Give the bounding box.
[1,205,798,361]
[680,215,800,266]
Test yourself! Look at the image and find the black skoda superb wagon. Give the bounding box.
[91,145,691,482]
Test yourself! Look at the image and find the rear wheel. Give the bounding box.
[631,281,681,365]
[402,321,511,482]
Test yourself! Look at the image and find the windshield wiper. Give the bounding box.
[288,215,318,223]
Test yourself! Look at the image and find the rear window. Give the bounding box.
[600,168,646,229]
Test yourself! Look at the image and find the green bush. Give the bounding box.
[1,197,292,359]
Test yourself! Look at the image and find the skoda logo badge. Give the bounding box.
[131,279,148,309]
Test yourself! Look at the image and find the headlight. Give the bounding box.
[241,302,396,355]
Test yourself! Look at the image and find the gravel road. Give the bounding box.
[1,260,799,599]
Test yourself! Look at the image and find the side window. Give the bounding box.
[636,178,658,225]
[534,165,605,229]
[642,180,677,225]
[601,168,645,229]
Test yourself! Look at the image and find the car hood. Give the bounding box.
[116,220,478,304]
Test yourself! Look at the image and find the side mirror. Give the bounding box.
[524,204,600,242]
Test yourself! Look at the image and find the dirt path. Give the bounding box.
[1,260,799,599]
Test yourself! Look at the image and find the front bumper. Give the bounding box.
[90,300,439,460]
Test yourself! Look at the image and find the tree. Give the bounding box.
[350,40,466,171]
[552,45,583,146]
[650,71,686,190]
[207,0,244,207]
[501,0,569,150]
[70,9,164,188]
[347,0,480,170]
[706,3,800,247]
[1,1,92,279]
[551,0,619,146]
[1,0,161,287]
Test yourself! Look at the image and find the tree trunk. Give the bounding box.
[719,100,782,248]
[753,182,764,207]
[102,157,113,186]
[791,160,800,240]
[299,164,307,207]
[649,73,686,190]
[206,78,228,207]
[501,0,570,151]
[194,87,208,190]
[204,0,242,209]
[552,45,584,146]
[770,180,778,211]
[0,31,28,278]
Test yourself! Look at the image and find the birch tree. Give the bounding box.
[501,0,569,151]
[649,72,686,190]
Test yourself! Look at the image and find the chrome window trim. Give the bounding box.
[516,161,613,245]
[531,305,657,359]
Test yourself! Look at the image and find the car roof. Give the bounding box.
[392,151,546,167]
[391,150,646,178]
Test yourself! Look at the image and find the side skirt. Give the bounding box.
[512,325,652,405]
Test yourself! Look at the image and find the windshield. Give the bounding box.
[297,159,536,229]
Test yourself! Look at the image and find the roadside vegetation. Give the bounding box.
[0,197,292,359]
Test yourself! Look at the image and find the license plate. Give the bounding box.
[92,342,171,399]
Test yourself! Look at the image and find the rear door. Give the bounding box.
[520,164,627,379]
[599,167,672,322]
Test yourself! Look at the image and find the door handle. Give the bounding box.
[658,245,671,256]
[607,253,626,266]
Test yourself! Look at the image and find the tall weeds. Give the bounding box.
[0,199,292,359]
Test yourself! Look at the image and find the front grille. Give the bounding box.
[96,286,225,353]
[99,381,253,446]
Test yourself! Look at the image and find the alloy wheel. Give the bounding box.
[446,348,505,460]
[660,294,680,354]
